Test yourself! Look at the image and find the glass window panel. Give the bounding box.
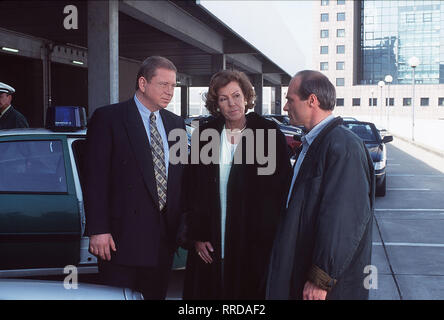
[0,140,67,193]
[336,98,344,106]
[337,45,345,54]
[321,29,329,38]
[337,12,346,21]
[320,46,329,54]
[320,62,329,70]
[337,29,346,37]
[336,61,345,70]
[321,13,329,22]
[336,78,345,86]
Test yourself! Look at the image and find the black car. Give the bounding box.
[343,120,393,197]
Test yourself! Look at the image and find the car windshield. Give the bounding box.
[344,123,378,143]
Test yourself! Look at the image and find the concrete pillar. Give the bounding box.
[253,74,263,115]
[180,86,189,118]
[211,54,226,74]
[87,0,119,116]
[42,44,52,125]
[273,86,282,115]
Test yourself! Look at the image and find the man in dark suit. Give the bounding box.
[0,82,29,129]
[84,56,186,299]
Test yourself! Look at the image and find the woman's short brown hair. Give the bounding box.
[204,70,256,117]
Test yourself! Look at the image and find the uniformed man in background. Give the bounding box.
[0,82,29,129]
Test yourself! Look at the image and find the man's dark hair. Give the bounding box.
[294,70,336,111]
[135,56,177,91]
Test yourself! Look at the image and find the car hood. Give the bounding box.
[0,279,143,300]
[365,143,383,162]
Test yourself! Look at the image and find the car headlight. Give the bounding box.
[374,160,386,170]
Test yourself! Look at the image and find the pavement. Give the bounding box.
[369,132,444,300]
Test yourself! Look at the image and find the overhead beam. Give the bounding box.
[227,54,262,74]
[263,73,281,86]
[223,39,256,54]
[120,0,224,54]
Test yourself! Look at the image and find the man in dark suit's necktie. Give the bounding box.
[150,113,167,211]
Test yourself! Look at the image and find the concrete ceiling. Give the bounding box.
[0,0,291,86]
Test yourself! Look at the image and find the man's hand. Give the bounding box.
[89,233,116,261]
[303,281,327,300]
[195,241,214,264]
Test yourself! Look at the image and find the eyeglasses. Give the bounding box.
[154,81,177,91]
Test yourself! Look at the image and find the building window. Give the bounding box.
[365,32,374,40]
[423,13,432,23]
[336,61,345,70]
[337,0,345,4]
[321,0,329,5]
[369,98,377,107]
[320,62,329,70]
[385,98,394,106]
[352,98,361,106]
[438,97,444,106]
[406,13,415,23]
[320,46,329,54]
[403,98,412,106]
[336,98,344,106]
[321,13,329,22]
[336,45,345,54]
[321,29,329,38]
[420,98,429,106]
[336,78,345,86]
[337,12,345,21]
[337,29,345,37]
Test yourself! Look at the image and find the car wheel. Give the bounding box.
[376,175,386,197]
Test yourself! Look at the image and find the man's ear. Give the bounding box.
[308,94,320,109]
[138,77,146,93]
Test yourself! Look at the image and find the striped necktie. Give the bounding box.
[149,113,167,211]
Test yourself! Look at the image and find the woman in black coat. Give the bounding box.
[182,70,291,299]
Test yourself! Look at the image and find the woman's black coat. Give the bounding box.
[181,112,292,299]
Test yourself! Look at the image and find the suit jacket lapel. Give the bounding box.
[123,99,159,206]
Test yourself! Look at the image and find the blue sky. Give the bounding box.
[199,0,313,75]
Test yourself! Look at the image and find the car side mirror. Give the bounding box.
[382,136,393,144]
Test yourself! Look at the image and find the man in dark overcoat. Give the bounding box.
[267,70,375,300]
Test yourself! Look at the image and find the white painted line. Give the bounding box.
[375,209,444,212]
[373,242,444,248]
[387,188,431,191]
[388,174,444,177]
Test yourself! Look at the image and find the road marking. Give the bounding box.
[388,174,444,177]
[375,209,444,212]
[387,188,431,191]
[373,242,444,248]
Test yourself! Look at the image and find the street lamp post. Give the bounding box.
[384,75,393,130]
[378,80,385,128]
[409,57,420,142]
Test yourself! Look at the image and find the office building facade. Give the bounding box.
[313,0,444,124]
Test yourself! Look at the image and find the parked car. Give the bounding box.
[0,279,144,300]
[342,120,393,197]
[263,114,304,153]
[0,106,187,280]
